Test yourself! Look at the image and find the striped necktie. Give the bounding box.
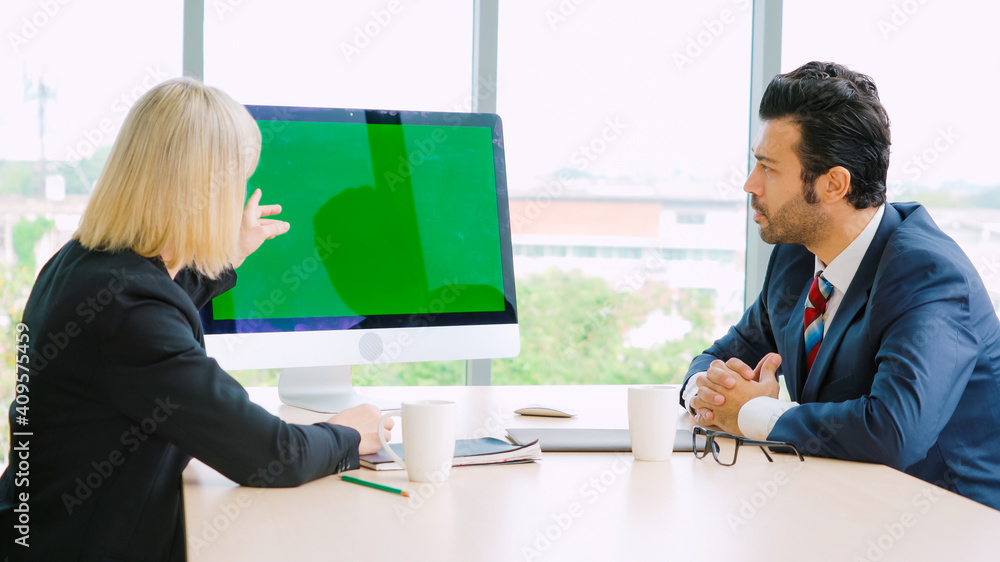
[803,273,834,373]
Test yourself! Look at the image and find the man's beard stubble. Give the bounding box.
[752,191,827,248]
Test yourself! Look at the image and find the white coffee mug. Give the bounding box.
[628,385,680,461]
[378,400,457,482]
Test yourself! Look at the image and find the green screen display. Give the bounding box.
[210,119,505,321]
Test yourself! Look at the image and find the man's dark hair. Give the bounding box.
[759,61,890,209]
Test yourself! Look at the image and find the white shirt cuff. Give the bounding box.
[681,372,706,414]
[738,396,798,440]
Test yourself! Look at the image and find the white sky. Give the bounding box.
[0,0,997,190]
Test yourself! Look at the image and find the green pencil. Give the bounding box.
[340,475,410,497]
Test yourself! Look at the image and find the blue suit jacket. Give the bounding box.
[685,202,1000,510]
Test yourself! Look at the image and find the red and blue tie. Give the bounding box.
[803,273,834,373]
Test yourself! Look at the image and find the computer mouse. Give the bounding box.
[514,404,578,418]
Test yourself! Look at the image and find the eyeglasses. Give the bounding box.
[692,426,804,466]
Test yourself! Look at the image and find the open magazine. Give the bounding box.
[360,437,542,471]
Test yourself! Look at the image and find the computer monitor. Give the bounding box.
[200,106,519,412]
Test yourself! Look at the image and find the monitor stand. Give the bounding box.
[277,366,400,413]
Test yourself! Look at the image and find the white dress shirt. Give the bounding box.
[682,204,886,440]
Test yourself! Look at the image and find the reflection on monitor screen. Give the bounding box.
[201,107,519,412]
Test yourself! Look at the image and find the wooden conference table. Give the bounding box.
[182,385,999,561]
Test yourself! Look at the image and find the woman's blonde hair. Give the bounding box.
[76,77,260,278]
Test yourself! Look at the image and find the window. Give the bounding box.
[6,1,988,466]
[204,1,474,387]
[0,0,183,469]
[204,1,471,111]
[707,249,735,263]
[616,247,643,260]
[494,0,751,385]
[783,0,1000,308]
[677,212,707,225]
[662,248,688,261]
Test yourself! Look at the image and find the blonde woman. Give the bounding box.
[0,77,391,561]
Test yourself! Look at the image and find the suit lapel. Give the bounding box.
[800,204,902,402]
[785,277,812,402]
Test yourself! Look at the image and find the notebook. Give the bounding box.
[505,428,703,453]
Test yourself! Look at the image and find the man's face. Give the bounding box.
[744,118,828,247]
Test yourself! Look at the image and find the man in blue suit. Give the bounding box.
[683,61,1000,511]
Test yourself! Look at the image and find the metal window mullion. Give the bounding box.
[466,0,500,386]
[182,0,204,80]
